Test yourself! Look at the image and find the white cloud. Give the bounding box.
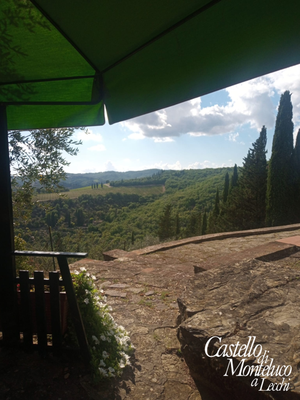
[153,137,174,143]
[188,160,234,169]
[228,132,239,142]
[88,144,106,151]
[104,161,116,171]
[77,128,103,142]
[138,161,182,170]
[128,132,145,140]
[121,64,300,140]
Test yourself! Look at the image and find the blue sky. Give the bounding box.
[65,64,300,174]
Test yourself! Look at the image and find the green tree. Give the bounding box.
[266,91,294,226]
[158,204,173,241]
[220,127,268,230]
[175,212,180,239]
[10,127,83,226]
[186,211,198,237]
[230,164,238,191]
[76,208,85,226]
[65,210,71,227]
[292,129,300,221]
[201,212,207,235]
[223,172,229,203]
[213,188,220,216]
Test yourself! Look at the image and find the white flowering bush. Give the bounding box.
[71,268,134,382]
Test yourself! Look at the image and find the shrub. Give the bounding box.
[71,269,134,382]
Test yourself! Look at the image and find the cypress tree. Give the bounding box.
[201,212,207,235]
[292,129,300,221]
[186,211,198,237]
[219,126,268,230]
[158,204,173,241]
[231,164,238,190]
[213,188,220,216]
[223,172,229,203]
[266,91,294,226]
[175,212,180,239]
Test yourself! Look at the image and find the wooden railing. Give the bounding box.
[13,251,91,361]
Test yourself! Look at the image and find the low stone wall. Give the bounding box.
[103,223,300,261]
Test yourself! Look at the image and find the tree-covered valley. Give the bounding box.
[13,91,300,269]
[15,167,232,262]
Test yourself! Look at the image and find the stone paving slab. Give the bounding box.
[277,235,300,246]
[70,228,300,400]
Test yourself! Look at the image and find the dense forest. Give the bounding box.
[15,167,231,264]
[14,91,300,268]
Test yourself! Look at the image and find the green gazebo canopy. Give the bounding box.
[2,0,300,130]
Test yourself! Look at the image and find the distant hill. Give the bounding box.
[63,169,162,189]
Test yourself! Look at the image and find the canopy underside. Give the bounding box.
[1,0,300,130]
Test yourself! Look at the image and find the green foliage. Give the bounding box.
[220,126,268,231]
[14,235,32,273]
[75,208,85,226]
[201,212,207,235]
[266,91,294,226]
[230,164,238,191]
[291,129,300,222]
[10,128,82,191]
[158,204,173,241]
[213,188,220,217]
[15,167,237,259]
[46,210,58,228]
[223,172,229,203]
[11,126,84,252]
[63,170,162,189]
[71,270,133,382]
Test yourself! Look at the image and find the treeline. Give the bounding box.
[206,91,300,233]
[63,169,161,189]
[16,168,230,259]
[110,172,166,187]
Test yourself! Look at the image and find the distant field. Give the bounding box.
[34,184,164,201]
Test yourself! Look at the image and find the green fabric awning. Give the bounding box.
[2,0,300,130]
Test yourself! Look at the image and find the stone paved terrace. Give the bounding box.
[70,224,300,400]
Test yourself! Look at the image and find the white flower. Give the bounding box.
[100,289,104,293]
[80,267,86,272]
[86,272,90,277]
[107,306,113,311]
[100,334,106,341]
[92,275,97,280]
[98,367,108,377]
[92,335,99,345]
[108,367,115,373]
[85,289,90,294]
[74,270,79,275]
[102,351,109,359]
[106,337,111,343]
[83,298,89,304]
[99,359,106,367]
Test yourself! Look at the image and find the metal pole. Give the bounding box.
[48,226,56,271]
[0,105,19,344]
